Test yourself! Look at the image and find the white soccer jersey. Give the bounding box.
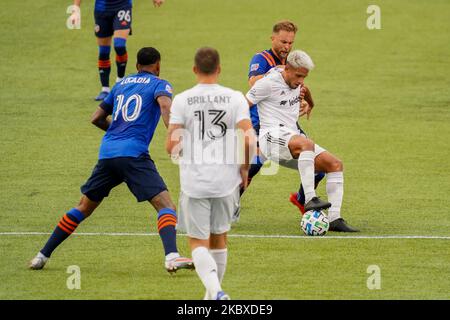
[246,68,302,132]
[169,84,250,198]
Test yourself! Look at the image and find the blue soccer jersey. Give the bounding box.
[248,49,283,130]
[98,71,173,160]
[95,0,132,12]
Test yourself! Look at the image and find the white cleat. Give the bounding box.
[165,256,195,274]
[29,252,49,270]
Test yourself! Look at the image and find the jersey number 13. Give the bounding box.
[194,110,227,140]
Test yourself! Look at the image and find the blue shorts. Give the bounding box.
[94,7,132,38]
[81,155,167,202]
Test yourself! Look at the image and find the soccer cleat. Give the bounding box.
[329,218,360,232]
[94,90,109,101]
[289,193,305,215]
[165,256,195,274]
[29,252,49,270]
[215,291,231,300]
[304,196,331,212]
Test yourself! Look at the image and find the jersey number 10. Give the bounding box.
[114,94,142,122]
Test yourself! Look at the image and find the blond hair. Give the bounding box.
[286,50,315,70]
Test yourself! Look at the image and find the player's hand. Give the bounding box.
[239,165,250,191]
[300,86,306,100]
[299,100,313,120]
[69,7,81,27]
[153,0,165,7]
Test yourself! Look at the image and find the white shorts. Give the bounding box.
[259,127,326,163]
[177,187,240,240]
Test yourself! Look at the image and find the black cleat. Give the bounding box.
[329,218,360,232]
[304,197,331,212]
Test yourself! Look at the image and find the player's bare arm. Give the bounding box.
[157,95,172,128]
[166,124,184,158]
[236,119,257,190]
[91,106,111,131]
[299,100,313,119]
[303,85,314,108]
[299,85,314,119]
[248,75,264,87]
[236,119,256,160]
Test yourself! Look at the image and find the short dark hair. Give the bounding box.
[273,20,298,34]
[194,47,220,75]
[137,47,161,65]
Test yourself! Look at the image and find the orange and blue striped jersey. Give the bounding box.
[248,49,283,78]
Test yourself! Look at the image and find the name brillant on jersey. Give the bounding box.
[187,95,231,105]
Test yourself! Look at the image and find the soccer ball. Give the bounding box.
[301,210,329,236]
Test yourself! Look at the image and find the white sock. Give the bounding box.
[298,151,317,204]
[38,252,49,260]
[165,252,180,261]
[326,172,344,222]
[101,86,110,93]
[203,291,211,300]
[210,248,228,283]
[192,247,222,299]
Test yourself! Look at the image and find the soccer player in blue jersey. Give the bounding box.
[29,47,195,271]
[68,0,165,101]
[242,20,358,232]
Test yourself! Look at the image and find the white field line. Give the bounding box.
[0,231,450,239]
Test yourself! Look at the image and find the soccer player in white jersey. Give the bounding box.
[246,50,359,231]
[166,47,256,300]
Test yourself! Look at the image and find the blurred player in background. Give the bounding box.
[68,0,165,101]
[29,47,194,272]
[246,50,359,232]
[166,47,256,299]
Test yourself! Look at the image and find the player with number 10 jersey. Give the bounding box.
[29,48,194,273]
[99,58,171,160]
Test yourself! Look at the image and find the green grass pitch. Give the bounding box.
[1,0,449,299]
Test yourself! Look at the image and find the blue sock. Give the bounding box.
[98,45,111,88]
[157,208,178,256]
[297,172,326,204]
[40,208,86,258]
[114,38,127,78]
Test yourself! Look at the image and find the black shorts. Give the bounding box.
[94,7,132,38]
[81,155,167,202]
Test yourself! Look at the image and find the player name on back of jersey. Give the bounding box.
[120,77,151,85]
[187,95,231,105]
